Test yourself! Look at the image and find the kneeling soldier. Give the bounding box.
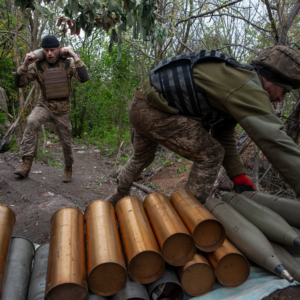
[14,35,89,182]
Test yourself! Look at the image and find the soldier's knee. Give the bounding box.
[26,117,40,130]
[216,144,225,162]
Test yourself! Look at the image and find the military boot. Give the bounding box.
[14,156,34,178]
[62,166,72,183]
[105,190,128,206]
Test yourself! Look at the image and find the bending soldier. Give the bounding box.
[106,46,300,205]
[14,35,89,182]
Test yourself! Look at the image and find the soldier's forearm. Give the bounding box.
[74,61,89,83]
[21,63,29,71]
[73,55,80,62]
[15,67,29,88]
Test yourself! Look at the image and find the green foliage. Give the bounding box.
[57,0,165,54]
[14,0,35,13]
[48,161,63,169]
[0,112,6,125]
[147,182,159,189]
[70,36,140,149]
[5,137,18,152]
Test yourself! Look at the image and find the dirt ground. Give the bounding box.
[0,142,191,244]
[0,141,299,299]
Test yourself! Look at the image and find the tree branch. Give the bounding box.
[223,44,259,55]
[201,13,270,33]
[286,0,300,32]
[175,0,243,27]
[124,38,159,62]
[264,0,279,43]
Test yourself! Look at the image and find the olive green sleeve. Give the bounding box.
[224,76,300,196]
[239,114,300,196]
[70,60,89,83]
[213,122,246,179]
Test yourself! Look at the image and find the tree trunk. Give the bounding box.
[286,99,300,144]
[13,7,25,136]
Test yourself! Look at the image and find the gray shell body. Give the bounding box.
[2,237,35,300]
[27,243,49,300]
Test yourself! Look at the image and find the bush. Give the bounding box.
[0,112,6,125]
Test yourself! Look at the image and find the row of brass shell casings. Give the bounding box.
[178,239,250,296]
[45,203,127,299]
[44,189,249,299]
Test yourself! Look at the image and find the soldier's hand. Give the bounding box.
[233,174,256,194]
[22,52,38,70]
[61,47,79,61]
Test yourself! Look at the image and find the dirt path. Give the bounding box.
[0,147,117,243]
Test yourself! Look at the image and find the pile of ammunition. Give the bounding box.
[0,190,299,300]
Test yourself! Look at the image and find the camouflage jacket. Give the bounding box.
[15,58,89,114]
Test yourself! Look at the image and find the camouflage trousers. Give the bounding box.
[19,104,74,166]
[117,95,225,204]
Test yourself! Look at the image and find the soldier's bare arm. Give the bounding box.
[63,47,89,83]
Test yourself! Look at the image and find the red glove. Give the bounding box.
[233,174,255,194]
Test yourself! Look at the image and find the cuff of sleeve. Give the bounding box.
[227,167,246,180]
[17,66,28,75]
[74,60,84,68]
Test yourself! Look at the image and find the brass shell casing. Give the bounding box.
[85,200,127,296]
[170,190,225,252]
[178,252,215,296]
[45,207,88,300]
[115,196,165,284]
[143,192,195,266]
[0,205,15,299]
[206,239,250,287]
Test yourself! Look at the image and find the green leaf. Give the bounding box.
[56,0,65,9]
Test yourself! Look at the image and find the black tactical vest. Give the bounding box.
[150,50,254,124]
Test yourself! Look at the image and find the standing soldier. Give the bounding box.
[14,35,89,182]
[106,46,300,205]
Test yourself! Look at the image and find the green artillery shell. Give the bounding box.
[281,227,300,257]
[270,242,300,283]
[205,197,293,282]
[222,193,300,248]
[243,191,300,228]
